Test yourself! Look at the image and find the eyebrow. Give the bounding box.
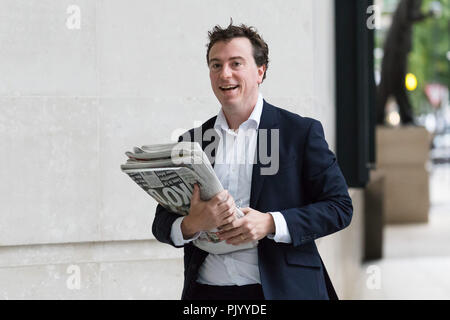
[208,56,245,64]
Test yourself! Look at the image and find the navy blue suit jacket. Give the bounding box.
[152,100,353,300]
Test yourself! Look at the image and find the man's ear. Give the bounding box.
[257,65,266,84]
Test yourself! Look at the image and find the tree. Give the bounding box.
[408,0,450,115]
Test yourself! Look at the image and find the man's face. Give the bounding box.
[208,37,265,112]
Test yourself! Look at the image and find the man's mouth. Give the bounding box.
[219,85,239,91]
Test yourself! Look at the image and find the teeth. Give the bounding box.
[220,85,238,89]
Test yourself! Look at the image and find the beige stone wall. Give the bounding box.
[0,240,184,299]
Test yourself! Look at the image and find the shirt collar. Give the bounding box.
[214,93,264,131]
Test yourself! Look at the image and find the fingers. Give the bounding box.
[218,226,243,242]
[220,194,234,207]
[217,207,238,231]
[190,184,200,203]
[218,215,235,229]
[217,196,235,216]
[217,222,232,232]
[217,190,229,202]
[209,190,228,206]
[216,208,262,244]
[220,228,253,245]
[225,233,252,245]
[218,211,244,230]
[217,210,240,230]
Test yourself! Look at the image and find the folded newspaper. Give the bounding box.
[120,141,258,254]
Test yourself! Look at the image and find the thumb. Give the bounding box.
[191,184,200,203]
[241,207,252,215]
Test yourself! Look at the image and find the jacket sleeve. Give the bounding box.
[151,204,185,248]
[280,120,353,247]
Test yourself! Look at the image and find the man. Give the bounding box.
[152,22,353,300]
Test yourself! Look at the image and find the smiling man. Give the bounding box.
[152,21,353,300]
[208,36,265,130]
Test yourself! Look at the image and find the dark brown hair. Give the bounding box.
[206,19,269,82]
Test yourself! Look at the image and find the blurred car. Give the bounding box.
[431,131,450,164]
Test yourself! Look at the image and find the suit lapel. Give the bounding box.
[198,116,219,168]
[250,100,279,209]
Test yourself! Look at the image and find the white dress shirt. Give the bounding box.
[170,93,292,286]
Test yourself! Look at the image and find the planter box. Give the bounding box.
[376,126,431,224]
[377,126,431,166]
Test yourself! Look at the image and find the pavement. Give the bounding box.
[354,163,450,299]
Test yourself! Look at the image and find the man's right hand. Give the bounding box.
[181,184,236,239]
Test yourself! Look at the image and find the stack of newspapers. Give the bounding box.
[120,141,257,254]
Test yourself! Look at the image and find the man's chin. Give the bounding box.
[220,99,241,110]
[218,96,240,107]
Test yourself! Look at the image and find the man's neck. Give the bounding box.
[221,93,259,130]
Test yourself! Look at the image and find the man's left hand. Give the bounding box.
[216,207,275,245]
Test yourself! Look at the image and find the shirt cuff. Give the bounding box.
[170,216,201,246]
[267,211,292,243]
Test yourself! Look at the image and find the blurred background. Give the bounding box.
[0,0,448,299]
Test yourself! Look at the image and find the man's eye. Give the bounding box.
[211,64,221,69]
[233,62,241,67]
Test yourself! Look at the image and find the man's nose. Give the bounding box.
[219,64,232,79]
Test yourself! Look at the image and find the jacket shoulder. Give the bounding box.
[265,101,319,132]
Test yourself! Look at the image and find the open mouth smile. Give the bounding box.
[219,85,240,91]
